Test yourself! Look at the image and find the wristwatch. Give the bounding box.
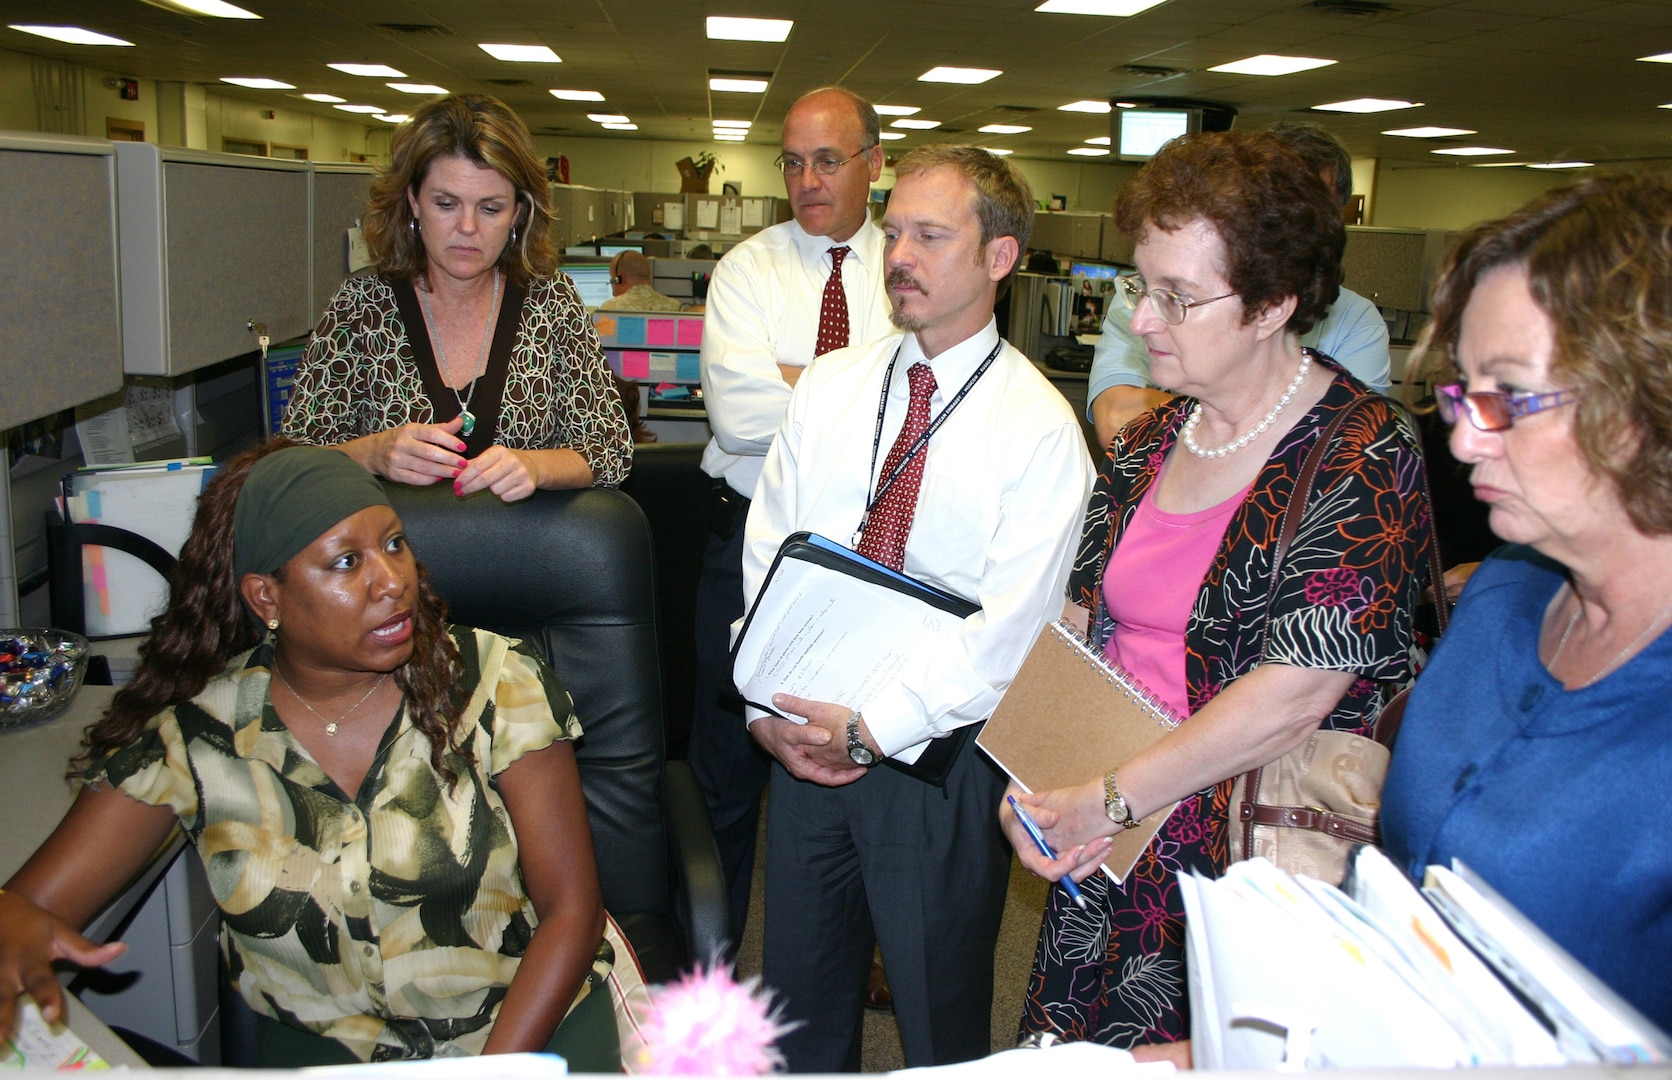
[1103,769,1140,830]
[846,711,875,766]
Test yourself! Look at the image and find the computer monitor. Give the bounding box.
[562,265,615,308]
[598,242,644,257]
[1070,261,1123,279]
[1115,108,1196,162]
[565,245,598,257]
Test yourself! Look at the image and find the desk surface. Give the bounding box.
[0,683,117,882]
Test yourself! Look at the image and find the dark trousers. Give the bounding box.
[688,489,772,950]
[762,742,1011,1072]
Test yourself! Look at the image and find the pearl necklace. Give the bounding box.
[1182,350,1312,459]
[1546,584,1672,689]
[274,665,389,737]
[416,269,500,437]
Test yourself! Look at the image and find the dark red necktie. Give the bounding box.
[858,362,937,571]
[814,246,851,357]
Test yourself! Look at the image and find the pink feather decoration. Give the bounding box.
[631,964,795,1075]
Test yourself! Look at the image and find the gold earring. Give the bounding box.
[267,618,279,631]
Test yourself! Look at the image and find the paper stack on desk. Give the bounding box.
[0,996,108,1070]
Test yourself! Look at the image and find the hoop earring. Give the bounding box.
[509,224,518,247]
[409,218,418,234]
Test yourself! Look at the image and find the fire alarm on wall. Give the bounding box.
[119,78,139,100]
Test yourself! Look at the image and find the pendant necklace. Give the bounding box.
[274,664,389,737]
[417,269,500,437]
[1546,583,1672,689]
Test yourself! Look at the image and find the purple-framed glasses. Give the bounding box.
[1435,383,1579,432]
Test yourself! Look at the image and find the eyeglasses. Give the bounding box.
[1117,275,1236,326]
[1434,383,1579,432]
[775,146,874,177]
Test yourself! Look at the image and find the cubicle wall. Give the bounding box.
[309,162,375,323]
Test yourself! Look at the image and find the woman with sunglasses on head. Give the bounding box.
[1001,130,1433,1061]
[1381,173,1672,1030]
[281,94,632,501]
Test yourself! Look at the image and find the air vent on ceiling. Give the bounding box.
[485,78,533,87]
[373,22,451,35]
[1306,0,1398,17]
[997,104,1040,113]
[1121,64,1180,78]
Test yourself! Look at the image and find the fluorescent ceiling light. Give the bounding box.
[303,93,345,103]
[878,131,907,140]
[1528,161,1594,169]
[222,77,294,89]
[1210,54,1336,77]
[706,17,793,41]
[477,43,560,63]
[1638,51,1672,63]
[334,104,386,114]
[602,122,638,130]
[1661,103,1672,109]
[160,0,261,17]
[1035,0,1167,13]
[1313,98,1422,114]
[919,66,1002,84]
[715,133,747,141]
[1383,125,1475,138]
[588,113,630,123]
[329,62,405,78]
[8,24,133,45]
[982,147,1014,156]
[1059,99,1112,113]
[1068,147,1111,156]
[375,114,409,124]
[979,123,1032,134]
[710,77,768,92]
[551,89,604,101]
[1085,135,1111,145]
[874,105,920,116]
[891,118,941,129]
[1432,146,1513,156]
[712,119,752,128]
[388,82,447,95]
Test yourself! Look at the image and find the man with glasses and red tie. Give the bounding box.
[739,145,1092,1071]
[692,87,893,964]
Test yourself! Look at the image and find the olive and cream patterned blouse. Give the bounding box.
[88,627,609,1061]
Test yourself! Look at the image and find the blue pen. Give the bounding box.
[1007,794,1088,909]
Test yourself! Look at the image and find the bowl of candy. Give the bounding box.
[0,629,91,730]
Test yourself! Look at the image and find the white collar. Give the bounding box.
[898,317,1001,393]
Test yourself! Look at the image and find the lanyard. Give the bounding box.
[851,338,1003,548]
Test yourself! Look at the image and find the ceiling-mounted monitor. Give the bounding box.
[1115,108,1197,161]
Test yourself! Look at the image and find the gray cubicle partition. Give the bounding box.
[115,144,311,377]
[310,162,375,324]
[0,133,124,432]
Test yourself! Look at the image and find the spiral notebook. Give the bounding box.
[977,618,1182,882]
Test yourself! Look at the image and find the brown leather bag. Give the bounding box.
[1227,394,1447,886]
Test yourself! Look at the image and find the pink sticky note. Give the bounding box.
[621,351,651,379]
[646,318,677,346]
[677,318,704,346]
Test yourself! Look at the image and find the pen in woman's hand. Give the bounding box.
[1007,795,1089,909]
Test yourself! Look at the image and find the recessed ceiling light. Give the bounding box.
[1209,54,1336,77]
[713,121,752,129]
[477,43,560,63]
[551,89,604,101]
[979,124,1032,134]
[159,0,261,17]
[1059,99,1112,113]
[601,123,638,131]
[7,24,133,45]
[715,133,747,141]
[388,82,447,95]
[1115,101,1137,109]
[1432,146,1514,156]
[1661,103,1672,110]
[1035,0,1167,13]
[302,93,345,103]
[710,77,768,93]
[334,104,385,114]
[329,62,406,78]
[1383,126,1476,138]
[892,118,942,129]
[919,66,1002,84]
[874,105,920,116]
[983,147,1015,156]
[706,17,793,42]
[1638,51,1672,63]
[1313,98,1422,114]
[879,132,907,140]
[1068,146,1111,156]
[221,77,294,89]
[588,113,630,124]
[1528,161,1594,169]
[375,114,409,124]
[1085,135,1111,145]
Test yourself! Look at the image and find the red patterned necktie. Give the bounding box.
[814,246,851,357]
[858,362,938,571]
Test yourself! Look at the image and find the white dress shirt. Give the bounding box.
[741,319,1094,761]
[699,217,894,497]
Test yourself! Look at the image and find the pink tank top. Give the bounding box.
[1101,478,1251,718]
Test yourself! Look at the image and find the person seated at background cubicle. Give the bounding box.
[0,443,622,1069]
[281,93,632,500]
[1381,172,1672,1031]
[1085,120,1391,447]
[599,250,685,312]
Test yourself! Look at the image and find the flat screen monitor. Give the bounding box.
[1116,108,1195,162]
[563,265,615,308]
[599,242,644,257]
[1070,261,1123,279]
[565,245,598,257]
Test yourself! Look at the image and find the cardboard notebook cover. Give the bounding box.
[978,619,1182,882]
